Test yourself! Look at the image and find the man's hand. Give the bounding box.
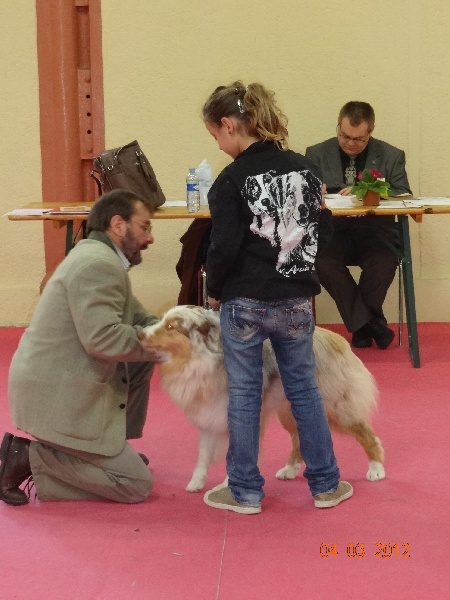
[144,349,170,363]
[207,296,220,311]
[339,187,353,196]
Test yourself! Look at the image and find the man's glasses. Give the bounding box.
[337,127,371,144]
[129,219,152,235]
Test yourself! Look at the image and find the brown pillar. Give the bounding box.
[36,0,104,277]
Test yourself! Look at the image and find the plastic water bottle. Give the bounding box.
[186,168,200,213]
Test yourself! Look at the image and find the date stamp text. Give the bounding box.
[320,542,411,558]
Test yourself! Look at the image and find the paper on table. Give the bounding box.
[45,206,91,214]
[59,206,91,212]
[323,194,356,208]
[5,206,91,217]
[387,197,450,208]
[376,200,412,208]
[163,200,186,207]
[413,197,450,206]
[3,208,51,217]
[324,195,419,209]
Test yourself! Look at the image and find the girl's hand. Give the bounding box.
[321,183,327,208]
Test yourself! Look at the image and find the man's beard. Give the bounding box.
[122,230,147,266]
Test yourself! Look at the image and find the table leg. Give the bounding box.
[397,215,420,367]
[65,220,74,256]
[377,216,420,367]
[64,219,87,255]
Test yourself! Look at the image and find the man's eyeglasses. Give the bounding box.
[337,127,371,144]
[129,219,152,235]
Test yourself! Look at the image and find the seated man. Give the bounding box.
[305,101,412,349]
[0,189,165,506]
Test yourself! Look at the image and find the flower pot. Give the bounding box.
[362,190,380,207]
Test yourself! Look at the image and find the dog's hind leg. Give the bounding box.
[340,421,386,481]
[273,405,303,480]
[186,430,226,492]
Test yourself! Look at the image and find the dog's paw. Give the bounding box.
[276,463,301,480]
[366,461,386,481]
[185,478,206,492]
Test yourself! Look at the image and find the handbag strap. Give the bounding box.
[135,149,152,178]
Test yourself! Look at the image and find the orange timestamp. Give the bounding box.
[320,542,411,558]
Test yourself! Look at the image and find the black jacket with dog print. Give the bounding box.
[206,140,331,302]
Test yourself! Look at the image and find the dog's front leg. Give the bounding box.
[186,430,220,492]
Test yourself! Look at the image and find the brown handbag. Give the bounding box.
[90,140,166,210]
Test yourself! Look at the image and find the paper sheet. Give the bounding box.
[411,197,450,206]
[323,194,450,209]
[324,195,357,208]
[3,208,51,217]
[163,200,186,207]
[375,200,411,208]
[4,206,91,217]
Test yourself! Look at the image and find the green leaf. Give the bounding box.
[351,169,391,198]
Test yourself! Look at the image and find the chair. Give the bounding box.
[198,266,209,309]
[176,219,211,306]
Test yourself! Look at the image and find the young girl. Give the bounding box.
[202,81,353,514]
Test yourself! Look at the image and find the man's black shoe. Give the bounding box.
[351,325,373,348]
[367,319,395,350]
[0,433,32,506]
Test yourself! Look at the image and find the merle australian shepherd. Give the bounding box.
[139,305,385,492]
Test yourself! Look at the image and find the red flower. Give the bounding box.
[352,168,391,199]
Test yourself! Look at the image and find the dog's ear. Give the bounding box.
[197,321,212,338]
[198,320,222,353]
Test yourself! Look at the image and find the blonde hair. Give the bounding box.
[202,80,289,150]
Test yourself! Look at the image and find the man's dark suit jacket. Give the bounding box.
[305,137,411,196]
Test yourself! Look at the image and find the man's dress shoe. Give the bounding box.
[367,318,395,350]
[352,319,395,350]
[352,327,373,348]
[0,433,32,506]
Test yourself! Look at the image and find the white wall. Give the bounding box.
[1,0,449,324]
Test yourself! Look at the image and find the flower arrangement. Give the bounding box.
[351,169,391,200]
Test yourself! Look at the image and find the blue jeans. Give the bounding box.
[220,297,339,504]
